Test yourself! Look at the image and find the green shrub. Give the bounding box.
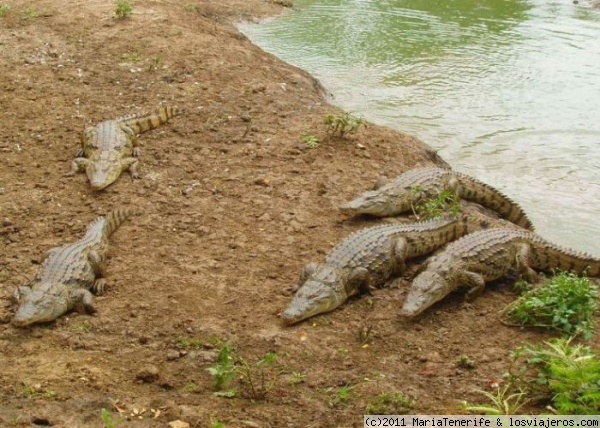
[523,337,600,414]
[500,272,597,339]
[114,0,132,19]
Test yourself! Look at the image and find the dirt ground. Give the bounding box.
[0,1,597,427]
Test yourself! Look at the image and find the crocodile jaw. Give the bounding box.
[281,278,347,325]
[340,189,409,217]
[399,271,450,318]
[86,155,122,191]
[12,288,69,327]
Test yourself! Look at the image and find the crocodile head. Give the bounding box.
[399,270,451,318]
[86,153,123,191]
[12,285,70,327]
[281,264,348,325]
[339,188,412,217]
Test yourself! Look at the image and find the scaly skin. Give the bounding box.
[12,209,133,327]
[281,215,474,324]
[400,228,600,318]
[66,106,181,190]
[340,167,534,230]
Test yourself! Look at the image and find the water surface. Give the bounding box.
[239,0,600,254]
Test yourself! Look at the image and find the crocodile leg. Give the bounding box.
[71,288,96,314]
[299,262,318,283]
[88,250,107,293]
[285,262,318,294]
[65,157,89,176]
[461,271,487,301]
[88,250,106,277]
[120,157,140,179]
[515,243,538,283]
[393,238,409,274]
[92,278,108,294]
[347,267,370,295]
[12,285,31,303]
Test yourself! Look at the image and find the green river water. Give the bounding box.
[239,0,600,254]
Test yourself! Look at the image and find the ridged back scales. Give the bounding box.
[325,217,468,273]
[34,209,132,289]
[385,167,534,230]
[83,106,181,155]
[431,228,600,279]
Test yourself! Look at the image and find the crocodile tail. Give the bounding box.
[120,106,182,134]
[102,209,134,237]
[456,172,535,231]
[531,237,600,277]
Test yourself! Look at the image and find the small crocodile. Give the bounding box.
[66,106,181,190]
[12,209,133,327]
[340,166,534,230]
[281,215,475,324]
[399,228,600,318]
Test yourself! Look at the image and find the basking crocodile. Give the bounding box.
[399,228,600,318]
[66,106,181,190]
[281,215,474,324]
[340,166,534,231]
[12,209,133,327]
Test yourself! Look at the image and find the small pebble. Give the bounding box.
[136,365,159,383]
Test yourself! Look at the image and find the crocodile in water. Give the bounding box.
[340,166,534,230]
[66,106,181,190]
[399,228,600,318]
[12,209,133,327]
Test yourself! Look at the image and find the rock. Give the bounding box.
[136,365,159,383]
[168,421,190,428]
[166,349,181,361]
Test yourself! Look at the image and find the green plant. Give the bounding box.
[289,371,305,385]
[121,52,142,63]
[183,382,199,393]
[114,0,133,19]
[207,344,281,400]
[176,336,204,350]
[323,112,364,137]
[70,321,92,333]
[522,337,600,414]
[463,384,528,415]
[148,57,161,72]
[335,347,348,357]
[236,351,280,400]
[513,278,532,294]
[302,134,320,148]
[456,355,476,369]
[366,391,415,414]
[327,384,355,407]
[24,7,38,19]
[0,5,11,16]
[413,188,460,219]
[22,384,56,399]
[210,418,225,428]
[101,408,118,428]
[207,342,237,395]
[358,324,373,344]
[500,272,597,339]
[184,3,197,12]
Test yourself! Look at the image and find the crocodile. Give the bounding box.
[281,215,476,324]
[399,228,600,318]
[66,106,181,190]
[340,166,534,231]
[12,209,133,327]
